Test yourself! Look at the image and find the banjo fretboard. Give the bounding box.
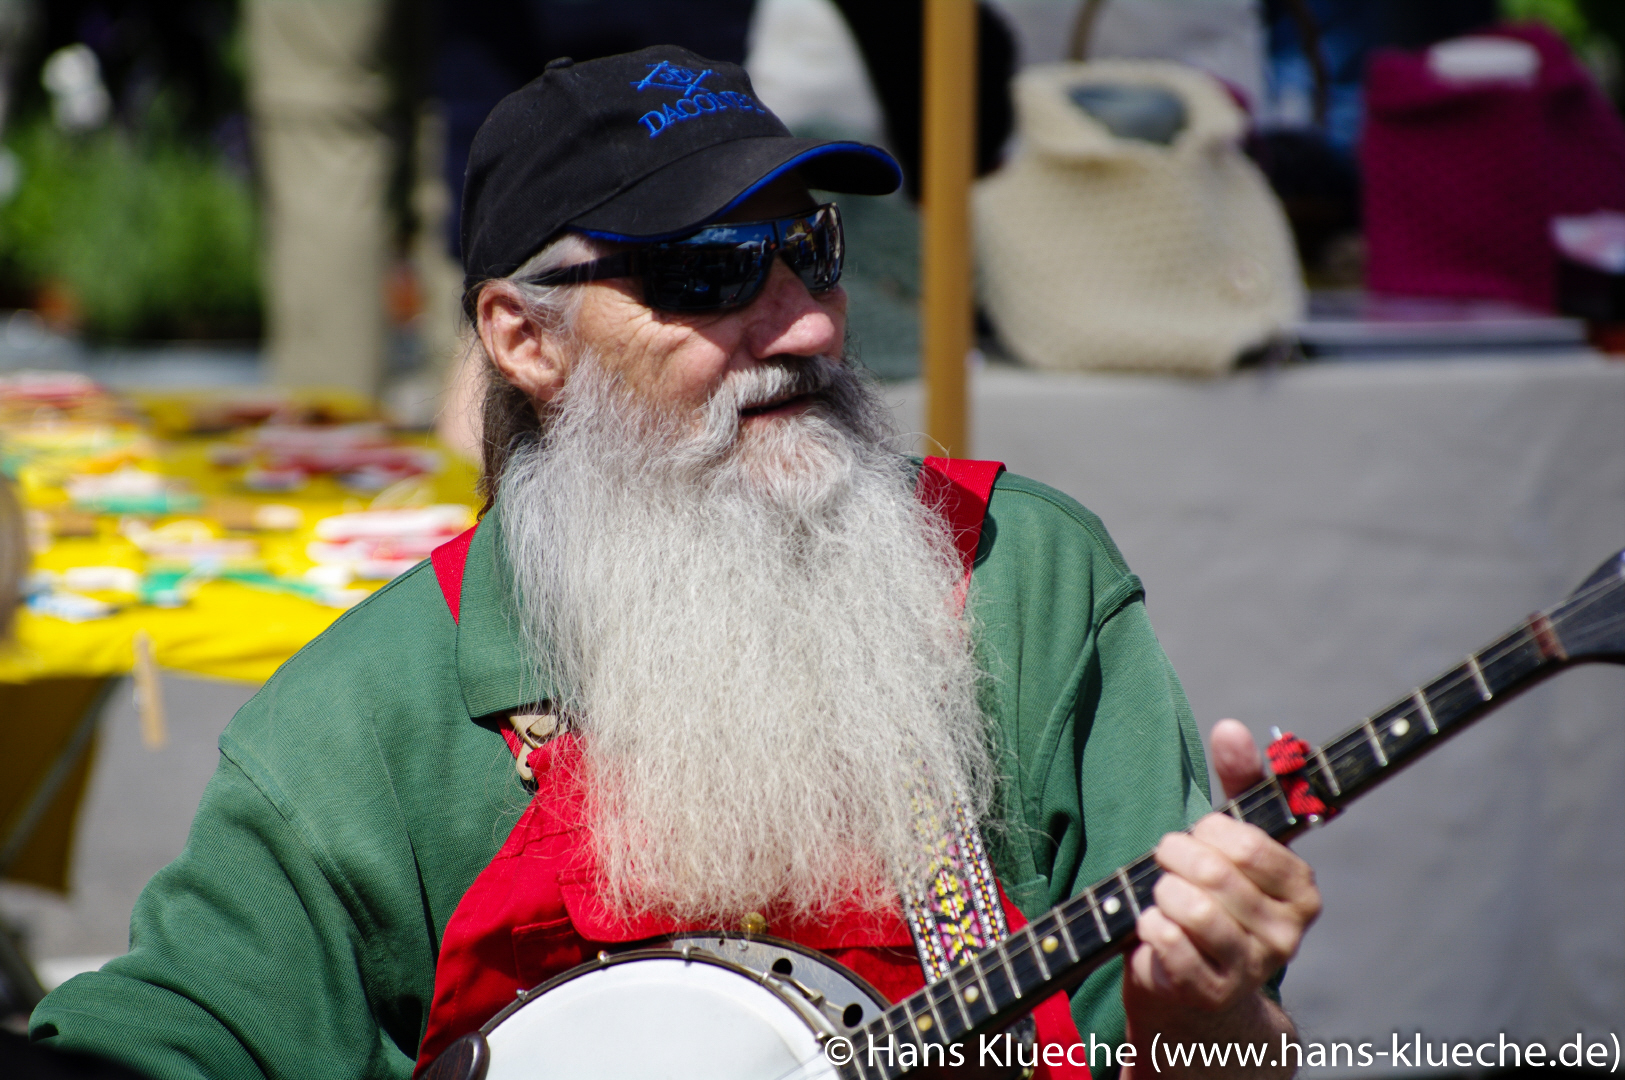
[843,554,1625,1080]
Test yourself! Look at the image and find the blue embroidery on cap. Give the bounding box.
[631,60,765,138]
[631,60,713,97]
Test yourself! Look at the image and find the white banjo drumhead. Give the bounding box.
[483,956,836,1080]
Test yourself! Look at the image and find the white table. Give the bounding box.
[887,354,1625,1072]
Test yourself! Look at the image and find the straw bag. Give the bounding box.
[976,61,1302,375]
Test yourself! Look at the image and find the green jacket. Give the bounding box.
[31,471,1211,1079]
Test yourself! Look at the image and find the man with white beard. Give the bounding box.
[30,47,1319,1080]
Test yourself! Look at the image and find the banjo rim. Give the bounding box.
[478,937,885,1037]
[667,931,890,1005]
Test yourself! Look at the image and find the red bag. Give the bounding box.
[1362,23,1625,310]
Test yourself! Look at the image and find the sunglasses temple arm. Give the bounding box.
[526,252,637,287]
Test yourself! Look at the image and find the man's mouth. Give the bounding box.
[739,391,814,419]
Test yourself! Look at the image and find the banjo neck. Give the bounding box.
[846,552,1625,1080]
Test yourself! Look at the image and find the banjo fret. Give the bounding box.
[929,976,970,1041]
[874,1009,909,1079]
[890,1002,919,1051]
[917,985,950,1045]
[1005,935,1045,1000]
[1051,911,1082,964]
[968,956,996,1024]
[1081,885,1111,942]
[997,941,1024,1000]
[954,959,995,1027]
[978,946,1016,1008]
[1024,925,1052,983]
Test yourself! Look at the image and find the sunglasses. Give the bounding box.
[524,204,844,313]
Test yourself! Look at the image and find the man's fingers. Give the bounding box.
[1128,715,1325,1021]
[1155,821,1321,963]
[1150,838,1286,979]
[1187,813,1320,910]
[1209,718,1265,801]
[1150,872,1250,967]
[1130,907,1236,1007]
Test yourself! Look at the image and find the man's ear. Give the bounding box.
[477,286,570,403]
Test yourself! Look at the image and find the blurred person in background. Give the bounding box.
[246,0,403,396]
[252,0,771,418]
[418,0,761,446]
[245,0,770,411]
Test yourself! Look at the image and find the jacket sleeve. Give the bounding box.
[29,753,417,1080]
[1056,596,1212,1074]
[970,473,1211,1077]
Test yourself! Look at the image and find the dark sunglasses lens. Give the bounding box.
[645,239,773,311]
[639,206,842,312]
[779,206,843,293]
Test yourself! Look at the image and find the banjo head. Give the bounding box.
[481,952,840,1080]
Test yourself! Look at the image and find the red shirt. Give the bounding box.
[414,736,1087,1077]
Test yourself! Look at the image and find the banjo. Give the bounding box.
[424,549,1625,1080]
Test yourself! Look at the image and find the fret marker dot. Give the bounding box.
[964,986,980,1003]
[917,1015,933,1032]
[1391,718,1410,737]
[1042,935,1059,954]
[1102,897,1122,915]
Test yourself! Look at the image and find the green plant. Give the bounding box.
[0,117,261,342]
[1502,0,1591,45]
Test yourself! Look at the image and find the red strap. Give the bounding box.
[915,457,1005,608]
[429,527,478,624]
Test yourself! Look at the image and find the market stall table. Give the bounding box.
[2,384,477,908]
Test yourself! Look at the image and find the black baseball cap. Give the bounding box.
[460,45,903,288]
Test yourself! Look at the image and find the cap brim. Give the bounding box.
[568,137,902,241]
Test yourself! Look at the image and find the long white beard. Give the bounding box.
[499,353,994,924]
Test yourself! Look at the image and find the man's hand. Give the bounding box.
[1121,720,1322,1080]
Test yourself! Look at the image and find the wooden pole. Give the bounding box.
[920,0,977,458]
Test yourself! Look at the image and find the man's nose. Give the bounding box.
[740,256,843,361]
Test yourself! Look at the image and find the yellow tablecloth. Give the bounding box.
[2,403,479,685]
[2,392,478,891]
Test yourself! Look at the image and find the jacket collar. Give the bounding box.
[454,501,555,720]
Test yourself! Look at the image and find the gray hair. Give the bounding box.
[464,232,605,503]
